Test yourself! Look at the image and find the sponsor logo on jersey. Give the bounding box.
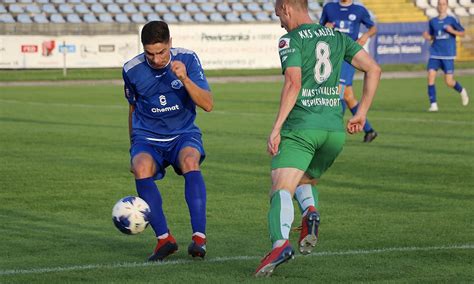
[171,79,183,89]
[151,105,180,113]
[159,95,167,106]
[348,14,357,21]
[278,38,290,50]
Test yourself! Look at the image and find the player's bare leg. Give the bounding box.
[445,74,469,106]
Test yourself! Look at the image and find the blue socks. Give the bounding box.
[350,104,374,133]
[428,85,437,103]
[136,177,168,237]
[184,171,207,235]
[454,81,463,93]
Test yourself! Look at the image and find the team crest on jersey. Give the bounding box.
[171,79,183,89]
[348,14,357,21]
[278,38,290,50]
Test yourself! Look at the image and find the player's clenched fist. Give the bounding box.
[171,60,187,81]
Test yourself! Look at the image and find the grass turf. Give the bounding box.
[0,76,473,282]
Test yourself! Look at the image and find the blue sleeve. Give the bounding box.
[429,19,434,36]
[122,69,137,105]
[187,53,210,91]
[361,7,374,29]
[451,17,464,32]
[319,6,328,25]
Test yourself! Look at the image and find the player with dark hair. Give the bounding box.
[255,0,381,277]
[122,21,213,261]
[422,0,468,112]
[320,0,378,142]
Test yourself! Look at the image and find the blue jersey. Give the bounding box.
[320,1,374,41]
[428,15,464,59]
[122,48,210,142]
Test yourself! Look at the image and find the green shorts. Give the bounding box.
[271,129,346,179]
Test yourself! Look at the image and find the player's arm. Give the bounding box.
[422,31,433,41]
[347,50,381,134]
[128,104,134,144]
[445,25,465,37]
[357,26,377,46]
[268,67,301,155]
[171,61,213,112]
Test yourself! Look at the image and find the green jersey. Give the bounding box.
[278,23,362,131]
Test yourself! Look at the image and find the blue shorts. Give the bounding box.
[130,133,205,180]
[339,61,356,86]
[427,58,454,74]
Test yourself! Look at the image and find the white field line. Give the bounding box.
[0,244,472,276]
[0,99,472,126]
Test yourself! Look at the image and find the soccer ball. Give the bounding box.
[112,196,151,235]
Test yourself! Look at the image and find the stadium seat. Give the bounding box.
[25,4,41,13]
[19,0,33,3]
[194,12,209,22]
[469,7,474,14]
[225,11,240,22]
[98,13,114,23]
[454,6,469,16]
[209,12,225,22]
[459,0,473,7]
[0,14,16,23]
[138,3,153,14]
[75,4,90,14]
[115,0,128,4]
[416,0,430,9]
[201,3,216,13]
[131,0,145,4]
[154,4,169,13]
[67,0,82,3]
[146,13,160,21]
[147,0,162,4]
[429,0,438,7]
[308,1,321,12]
[186,3,200,13]
[255,11,271,21]
[216,3,231,13]
[9,4,25,14]
[83,13,98,23]
[271,12,279,21]
[426,7,438,17]
[107,4,122,14]
[262,2,274,12]
[33,13,48,23]
[123,3,138,13]
[178,12,193,22]
[17,14,33,23]
[91,3,106,14]
[99,0,113,4]
[247,3,262,12]
[42,4,58,14]
[0,5,6,13]
[170,4,185,13]
[66,13,82,23]
[131,13,146,23]
[231,3,246,12]
[51,0,66,4]
[50,13,66,23]
[448,0,460,8]
[241,12,256,22]
[163,13,178,23]
[115,13,130,23]
[193,0,207,3]
[59,4,74,14]
[35,0,48,3]
[3,0,16,4]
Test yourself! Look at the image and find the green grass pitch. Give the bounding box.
[0,75,473,282]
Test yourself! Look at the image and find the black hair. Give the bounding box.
[141,21,170,45]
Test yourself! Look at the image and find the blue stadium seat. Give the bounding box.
[262,2,274,12]
[216,3,231,13]
[91,3,105,14]
[154,4,169,13]
[201,3,216,13]
[146,13,161,21]
[83,13,98,23]
[185,3,200,13]
[209,12,225,22]
[308,1,321,11]
[98,13,114,22]
[9,4,25,13]
[68,0,82,3]
[163,12,178,23]
[36,0,48,3]
[115,0,129,4]
[194,12,209,22]
[231,3,246,12]
[147,0,161,4]
[131,13,146,23]
[3,0,17,4]
[0,14,16,23]
[25,4,41,14]
[42,4,58,14]
[17,14,33,23]
[51,0,66,4]
[33,13,49,23]
[66,13,82,23]
[115,13,130,23]
[224,12,240,22]
[179,0,193,3]
[240,12,256,22]
[138,3,153,14]
[170,3,184,13]
[59,4,74,14]
[0,5,6,13]
[50,13,66,23]
[123,3,138,13]
[247,3,262,12]
[99,0,113,4]
[107,3,122,14]
[132,0,145,4]
[19,0,33,3]
[271,12,279,21]
[75,4,90,14]
[255,11,271,21]
[178,12,193,22]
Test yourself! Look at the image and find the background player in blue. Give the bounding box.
[320,0,378,142]
[422,0,468,112]
[122,21,213,261]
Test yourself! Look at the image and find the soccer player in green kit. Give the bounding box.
[255,0,381,277]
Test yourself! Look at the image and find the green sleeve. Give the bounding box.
[342,33,363,64]
[278,33,301,73]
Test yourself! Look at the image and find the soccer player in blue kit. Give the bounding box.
[320,0,378,142]
[122,21,213,261]
[422,0,468,112]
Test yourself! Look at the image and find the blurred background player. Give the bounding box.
[320,0,378,142]
[422,0,468,112]
[122,21,213,261]
[255,0,381,277]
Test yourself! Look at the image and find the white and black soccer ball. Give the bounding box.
[112,196,151,235]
